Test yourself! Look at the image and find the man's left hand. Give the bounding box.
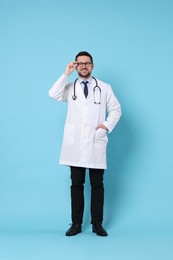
[96,124,108,131]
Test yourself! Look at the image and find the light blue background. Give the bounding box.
[0,0,173,259]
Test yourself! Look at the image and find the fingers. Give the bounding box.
[65,61,77,76]
[69,61,77,69]
[96,124,108,130]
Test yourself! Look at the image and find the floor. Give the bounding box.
[0,227,172,260]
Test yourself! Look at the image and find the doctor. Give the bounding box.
[49,51,122,236]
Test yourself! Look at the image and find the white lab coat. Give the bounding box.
[49,74,122,169]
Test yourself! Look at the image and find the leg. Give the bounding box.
[89,168,104,224]
[70,166,86,224]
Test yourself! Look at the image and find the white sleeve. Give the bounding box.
[48,74,69,102]
[103,86,122,133]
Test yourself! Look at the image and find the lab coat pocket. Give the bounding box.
[95,128,108,145]
[63,123,75,145]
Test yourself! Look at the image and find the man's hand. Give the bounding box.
[96,124,108,131]
[64,61,77,76]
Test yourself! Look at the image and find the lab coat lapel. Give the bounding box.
[75,81,86,101]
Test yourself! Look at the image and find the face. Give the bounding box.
[76,55,94,79]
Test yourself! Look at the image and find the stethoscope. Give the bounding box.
[72,76,101,104]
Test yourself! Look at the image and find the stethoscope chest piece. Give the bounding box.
[72,95,77,100]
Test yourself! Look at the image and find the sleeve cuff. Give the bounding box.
[102,121,111,133]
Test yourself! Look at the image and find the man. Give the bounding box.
[49,51,122,236]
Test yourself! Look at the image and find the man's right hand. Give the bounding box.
[64,61,77,76]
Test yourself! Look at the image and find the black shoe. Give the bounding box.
[92,223,108,236]
[66,223,82,236]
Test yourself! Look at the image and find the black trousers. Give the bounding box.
[70,166,104,225]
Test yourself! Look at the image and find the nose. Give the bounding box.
[81,63,87,68]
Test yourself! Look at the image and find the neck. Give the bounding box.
[78,72,92,80]
[79,75,92,81]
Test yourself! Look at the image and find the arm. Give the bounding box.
[48,74,69,101]
[48,61,77,101]
[100,86,122,132]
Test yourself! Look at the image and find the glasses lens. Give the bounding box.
[85,62,92,67]
[77,63,83,67]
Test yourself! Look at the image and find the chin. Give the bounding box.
[78,72,91,78]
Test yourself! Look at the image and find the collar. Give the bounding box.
[78,76,92,85]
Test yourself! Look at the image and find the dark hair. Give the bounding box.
[75,51,93,63]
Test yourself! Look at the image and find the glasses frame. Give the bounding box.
[76,62,92,67]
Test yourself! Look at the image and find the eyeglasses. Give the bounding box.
[76,62,92,67]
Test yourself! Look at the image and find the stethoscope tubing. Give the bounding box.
[72,76,101,104]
